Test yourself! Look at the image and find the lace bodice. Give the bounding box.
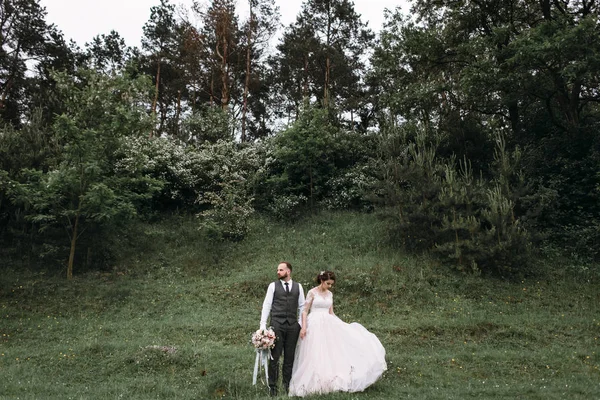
[307,288,333,313]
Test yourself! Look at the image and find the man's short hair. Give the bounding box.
[280,261,292,271]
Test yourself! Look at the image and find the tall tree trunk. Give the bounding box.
[323,1,332,108]
[324,53,330,107]
[309,166,314,210]
[303,53,309,104]
[215,9,231,113]
[539,0,552,19]
[210,73,215,107]
[175,89,181,136]
[192,79,197,108]
[150,56,162,138]
[158,99,167,134]
[0,40,21,112]
[569,79,582,127]
[220,36,229,110]
[67,206,81,280]
[242,5,254,143]
[508,101,519,134]
[554,74,581,130]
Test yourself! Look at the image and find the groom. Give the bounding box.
[260,261,305,396]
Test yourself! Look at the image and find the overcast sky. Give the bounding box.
[38,0,410,49]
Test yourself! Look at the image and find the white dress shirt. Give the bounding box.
[260,279,305,329]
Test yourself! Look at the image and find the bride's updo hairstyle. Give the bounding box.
[316,270,336,284]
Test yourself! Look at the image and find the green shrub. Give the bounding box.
[377,126,534,275]
[196,140,263,241]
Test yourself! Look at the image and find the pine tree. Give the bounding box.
[272,0,374,124]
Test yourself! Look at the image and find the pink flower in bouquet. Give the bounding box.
[250,327,276,350]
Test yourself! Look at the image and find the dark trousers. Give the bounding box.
[268,321,301,391]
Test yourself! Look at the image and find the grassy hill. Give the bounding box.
[1,211,599,399]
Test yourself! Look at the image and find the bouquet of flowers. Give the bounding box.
[251,328,276,350]
[251,327,276,385]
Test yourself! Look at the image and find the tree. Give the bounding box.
[302,0,373,108]
[240,0,280,141]
[142,0,185,137]
[270,23,319,121]
[194,0,240,111]
[376,0,600,140]
[12,70,162,279]
[180,0,277,140]
[0,109,59,250]
[271,107,339,209]
[26,26,83,127]
[272,0,374,125]
[179,22,206,110]
[196,139,262,240]
[372,0,600,266]
[179,0,242,140]
[84,30,135,73]
[0,0,50,126]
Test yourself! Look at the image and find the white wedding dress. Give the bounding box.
[288,288,387,397]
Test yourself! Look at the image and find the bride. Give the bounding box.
[288,271,387,397]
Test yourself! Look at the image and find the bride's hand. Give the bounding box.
[300,328,307,339]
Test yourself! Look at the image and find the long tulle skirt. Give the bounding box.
[288,311,387,397]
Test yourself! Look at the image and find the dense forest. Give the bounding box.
[1,0,599,279]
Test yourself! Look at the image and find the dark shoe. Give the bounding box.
[269,386,277,397]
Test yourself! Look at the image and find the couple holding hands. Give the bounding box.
[259,262,387,397]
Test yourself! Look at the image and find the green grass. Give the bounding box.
[1,211,599,399]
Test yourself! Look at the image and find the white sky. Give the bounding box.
[38,0,410,49]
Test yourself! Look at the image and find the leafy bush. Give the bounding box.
[259,106,378,214]
[179,106,232,145]
[320,164,378,211]
[266,193,308,221]
[196,140,264,240]
[271,107,339,208]
[115,136,203,212]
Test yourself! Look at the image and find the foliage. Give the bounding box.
[263,106,377,213]
[179,105,233,145]
[0,0,49,126]
[1,0,600,275]
[376,124,533,275]
[270,107,339,208]
[271,0,375,128]
[140,0,187,136]
[371,1,600,267]
[239,0,281,141]
[115,130,265,241]
[320,163,378,211]
[196,140,264,240]
[115,136,203,212]
[0,111,59,266]
[265,193,308,222]
[84,31,136,73]
[8,70,162,278]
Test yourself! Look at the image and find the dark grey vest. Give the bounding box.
[270,280,300,325]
